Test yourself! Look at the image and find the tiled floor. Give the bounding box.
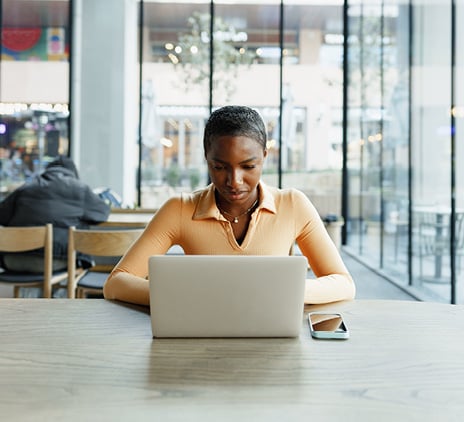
[340,251,416,301]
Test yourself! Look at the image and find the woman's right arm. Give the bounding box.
[103,197,181,305]
[103,271,150,305]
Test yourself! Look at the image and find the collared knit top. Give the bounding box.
[105,182,355,305]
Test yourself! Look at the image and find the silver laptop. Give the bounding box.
[149,255,308,338]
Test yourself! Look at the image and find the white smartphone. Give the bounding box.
[308,312,349,339]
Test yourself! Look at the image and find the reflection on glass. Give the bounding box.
[0,0,70,200]
[141,1,210,207]
[140,1,347,209]
[282,1,344,215]
[345,1,464,303]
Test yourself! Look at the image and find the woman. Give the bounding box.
[103,105,355,305]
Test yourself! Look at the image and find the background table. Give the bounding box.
[413,205,464,280]
[100,211,155,227]
[1,299,463,421]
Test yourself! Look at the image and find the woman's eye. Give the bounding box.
[213,165,225,170]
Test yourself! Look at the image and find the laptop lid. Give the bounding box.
[149,255,308,338]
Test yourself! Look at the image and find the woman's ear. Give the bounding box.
[263,149,268,159]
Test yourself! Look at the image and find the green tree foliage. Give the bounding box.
[172,12,255,101]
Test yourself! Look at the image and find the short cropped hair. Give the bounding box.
[203,105,267,153]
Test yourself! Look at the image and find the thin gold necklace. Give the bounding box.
[217,198,259,224]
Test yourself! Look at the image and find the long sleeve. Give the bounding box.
[82,187,111,223]
[290,190,355,303]
[0,190,18,225]
[104,183,355,306]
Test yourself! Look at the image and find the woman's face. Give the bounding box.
[205,135,267,206]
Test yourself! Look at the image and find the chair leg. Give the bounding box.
[419,251,425,282]
[42,285,52,299]
[14,286,21,298]
[419,255,422,280]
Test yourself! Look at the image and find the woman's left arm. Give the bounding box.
[293,191,355,304]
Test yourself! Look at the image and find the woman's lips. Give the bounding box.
[224,191,246,201]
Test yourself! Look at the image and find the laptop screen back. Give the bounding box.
[149,255,307,338]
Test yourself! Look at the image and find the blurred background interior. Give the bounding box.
[0,0,463,303]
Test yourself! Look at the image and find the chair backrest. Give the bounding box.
[0,224,54,298]
[455,212,464,250]
[0,224,52,253]
[67,226,143,298]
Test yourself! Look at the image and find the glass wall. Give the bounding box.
[140,1,211,207]
[2,0,463,303]
[410,2,452,301]
[346,1,386,268]
[0,0,70,201]
[345,0,464,304]
[139,0,345,210]
[346,1,410,280]
[456,0,464,302]
[281,2,344,214]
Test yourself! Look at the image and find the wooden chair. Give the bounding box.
[67,227,144,299]
[0,224,68,298]
[454,212,464,274]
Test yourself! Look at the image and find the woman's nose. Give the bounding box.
[227,170,243,187]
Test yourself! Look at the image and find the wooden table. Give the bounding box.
[1,299,464,421]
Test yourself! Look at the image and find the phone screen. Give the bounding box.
[308,312,349,339]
